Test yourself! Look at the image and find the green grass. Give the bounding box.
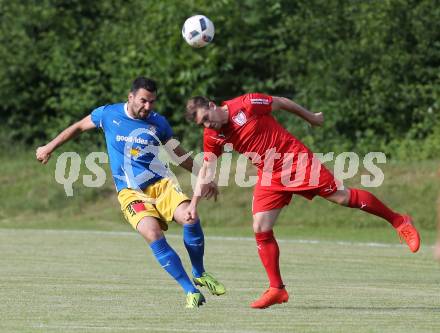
[1,150,439,332]
[0,228,439,333]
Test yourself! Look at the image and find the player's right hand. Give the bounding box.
[310,112,324,127]
[36,145,52,164]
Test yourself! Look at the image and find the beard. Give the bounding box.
[132,105,149,119]
[136,110,148,119]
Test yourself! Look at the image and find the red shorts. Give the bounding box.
[252,166,338,215]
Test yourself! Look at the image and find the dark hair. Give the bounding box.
[186,96,210,122]
[130,76,157,94]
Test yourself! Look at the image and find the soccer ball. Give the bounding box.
[182,15,215,48]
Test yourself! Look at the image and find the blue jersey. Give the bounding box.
[91,103,173,192]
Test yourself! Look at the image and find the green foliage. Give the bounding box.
[0,0,438,159]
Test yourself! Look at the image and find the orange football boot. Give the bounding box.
[396,215,420,253]
[250,287,289,309]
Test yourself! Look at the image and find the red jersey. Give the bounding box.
[203,93,338,212]
[204,93,325,186]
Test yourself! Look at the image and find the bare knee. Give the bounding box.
[253,222,273,233]
[252,209,281,233]
[325,188,350,206]
[253,220,265,233]
[173,201,198,225]
[137,217,164,243]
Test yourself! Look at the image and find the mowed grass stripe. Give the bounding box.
[0,227,434,249]
[0,229,439,333]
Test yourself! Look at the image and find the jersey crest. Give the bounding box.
[232,110,247,126]
[146,125,157,135]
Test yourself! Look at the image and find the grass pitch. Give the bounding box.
[1,229,439,333]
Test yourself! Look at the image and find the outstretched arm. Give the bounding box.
[36,115,96,164]
[271,96,324,127]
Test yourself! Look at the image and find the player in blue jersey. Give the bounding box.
[36,77,225,308]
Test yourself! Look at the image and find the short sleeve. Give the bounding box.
[158,116,174,143]
[90,105,105,128]
[203,129,224,161]
[245,93,273,115]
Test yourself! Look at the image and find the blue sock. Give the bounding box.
[183,219,205,278]
[150,237,197,294]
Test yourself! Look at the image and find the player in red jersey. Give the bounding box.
[184,93,420,309]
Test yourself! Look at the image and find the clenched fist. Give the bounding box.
[36,145,52,164]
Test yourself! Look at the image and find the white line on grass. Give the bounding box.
[1,228,431,249]
[32,324,247,332]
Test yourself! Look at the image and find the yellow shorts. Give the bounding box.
[117,178,189,231]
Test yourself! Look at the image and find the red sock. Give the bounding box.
[255,230,284,288]
[348,188,403,228]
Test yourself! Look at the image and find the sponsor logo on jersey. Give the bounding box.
[116,135,156,145]
[130,147,140,157]
[232,110,247,126]
[250,98,270,105]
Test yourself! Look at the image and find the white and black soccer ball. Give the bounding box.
[182,15,215,48]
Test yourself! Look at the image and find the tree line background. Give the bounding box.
[0,0,439,159]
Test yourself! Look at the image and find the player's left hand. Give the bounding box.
[185,203,197,222]
[201,181,219,201]
[310,112,324,127]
